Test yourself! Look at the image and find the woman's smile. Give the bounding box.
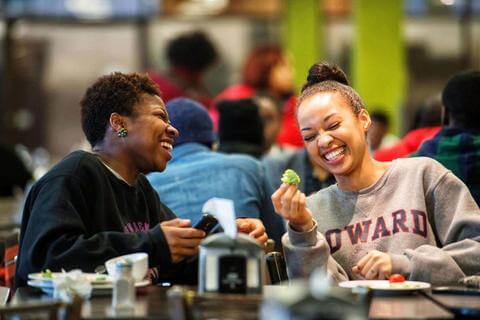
[322,145,346,163]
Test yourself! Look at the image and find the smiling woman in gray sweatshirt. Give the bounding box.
[271,62,480,286]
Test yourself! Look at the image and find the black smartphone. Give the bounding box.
[193,213,218,235]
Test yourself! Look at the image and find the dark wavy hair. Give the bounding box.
[243,44,284,90]
[81,72,160,147]
[166,31,217,72]
[298,62,365,115]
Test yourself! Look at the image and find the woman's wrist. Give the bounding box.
[289,219,314,233]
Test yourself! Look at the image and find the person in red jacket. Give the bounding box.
[214,44,303,148]
[374,97,442,161]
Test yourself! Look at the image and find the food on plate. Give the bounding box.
[389,274,405,283]
[95,275,108,281]
[281,169,301,185]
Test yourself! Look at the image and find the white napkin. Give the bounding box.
[52,269,92,301]
[202,198,237,239]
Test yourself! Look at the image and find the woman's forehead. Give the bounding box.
[299,92,349,115]
[136,94,166,112]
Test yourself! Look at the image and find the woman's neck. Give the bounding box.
[93,147,138,185]
[335,154,389,192]
[310,160,330,182]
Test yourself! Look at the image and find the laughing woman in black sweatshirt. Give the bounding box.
[16,72,268,288]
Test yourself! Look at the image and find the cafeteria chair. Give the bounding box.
[265,251,288,284]
[0,294,82,320]
[0,287,9,306]
[0,231,19,290]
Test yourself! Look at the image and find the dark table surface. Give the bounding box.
[10,284,480,319]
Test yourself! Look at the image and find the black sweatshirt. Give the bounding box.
[16,150,196,287]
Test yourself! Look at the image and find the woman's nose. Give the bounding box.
[167,124,179,137]
[317,132,333,148]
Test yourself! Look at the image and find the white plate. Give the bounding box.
[28,272,112,285]
[27,279,150,295]
[339,280,431,291]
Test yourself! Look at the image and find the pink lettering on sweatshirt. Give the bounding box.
[324,209,428,252]
[123,222,150,233]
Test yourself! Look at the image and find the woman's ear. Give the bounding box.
[109,113,125,132]
[358,109,371,132]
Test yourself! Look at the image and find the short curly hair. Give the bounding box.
[81,72,160,147]
[166,31,217,72]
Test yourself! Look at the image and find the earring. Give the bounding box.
[117,127,128,138]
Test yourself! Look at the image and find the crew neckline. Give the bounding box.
[94,154,134,187]
[334,160,397,197]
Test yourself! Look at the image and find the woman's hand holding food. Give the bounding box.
[351,250,392,280]
[272,169,314,232]
[236,218,268,247]
[160,218,206,263]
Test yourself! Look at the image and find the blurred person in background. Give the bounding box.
[214,44,303,148]
[0,143,32,197]
[147,98,284,248]
[272,61,480,285]
[367,110,399,153]
[216,44,294,106]
[373,97,442,161]
[16,72,267,288]
[149,31,218,107]
[217,98,265,159]
[415,70,480,206]
[255,95,283,156]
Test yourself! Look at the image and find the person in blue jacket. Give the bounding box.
[147,98,285,248]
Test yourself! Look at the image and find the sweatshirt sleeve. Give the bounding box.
[398,171,480,285]
[282,221,349,283]
[17,175,175,285]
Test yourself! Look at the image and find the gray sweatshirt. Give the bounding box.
[283,157,480,285]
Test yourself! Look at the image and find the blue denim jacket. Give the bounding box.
[147,143,285,246]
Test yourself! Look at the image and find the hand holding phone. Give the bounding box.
[193,213,218,235]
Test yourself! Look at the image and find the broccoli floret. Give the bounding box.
[281,169,301,185]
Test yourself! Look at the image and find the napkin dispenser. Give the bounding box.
[198,232,264,294]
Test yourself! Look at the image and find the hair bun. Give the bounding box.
[302,62,349,92]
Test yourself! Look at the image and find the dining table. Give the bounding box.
[10,284,480,319]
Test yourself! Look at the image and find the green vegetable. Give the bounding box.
[281,169,301,185]
[41,269,53,279]
[96,275,107,281]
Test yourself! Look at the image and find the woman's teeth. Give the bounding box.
[324,147,345,161]
[160,142,172,151]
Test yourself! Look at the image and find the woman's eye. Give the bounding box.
[328,122,339,130]
[303,135,316,142]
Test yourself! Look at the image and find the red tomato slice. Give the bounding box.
[389,274,405,283]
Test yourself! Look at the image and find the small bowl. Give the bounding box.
[105,252,148,282]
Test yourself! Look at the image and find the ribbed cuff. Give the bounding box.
[287,220,318,247]
[147,224,173,270]
[390,253,411,276]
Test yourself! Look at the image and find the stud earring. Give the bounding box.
[117,127,128,138]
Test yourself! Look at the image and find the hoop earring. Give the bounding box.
[117,127,128,138]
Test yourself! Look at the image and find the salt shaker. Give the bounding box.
[112,261,135,312]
